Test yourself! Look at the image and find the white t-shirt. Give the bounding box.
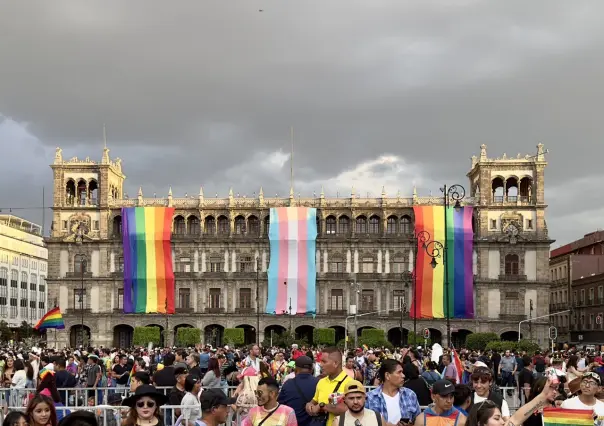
[383,393,401,424]
[474,394,510,418]
[578,357,587,369]
[11,370,27,388]
[561,396,604,418]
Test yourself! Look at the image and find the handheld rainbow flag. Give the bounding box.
[265,207,317,315]
[122,207,175,314]
[451,348,463,383]
[34,307,65,330]
[542,407,594,425]
[410,206,474,319]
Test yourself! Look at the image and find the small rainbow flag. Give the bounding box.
[410,206,474,319]
[542,407,594,425]
[34,307,65,330]
[122,207,175,314]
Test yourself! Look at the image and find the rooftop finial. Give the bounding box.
[101,125,110,165]
[480,144,487,161]
[381,186,386,198]
[168,187,173,196]
[320,185,325,198]
[138,187,143,196]
[199,186,204,197]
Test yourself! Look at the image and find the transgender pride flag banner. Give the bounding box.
[265,207,317,316]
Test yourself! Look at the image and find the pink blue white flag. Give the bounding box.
[266,207,317,315]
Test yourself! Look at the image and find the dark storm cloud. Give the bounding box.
[1,0,603,246]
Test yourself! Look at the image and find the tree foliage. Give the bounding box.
[133,326,161,346]
[465,332,500,351]
[224,328,245,347]
[175,328,201,347]
[313,328,335,346]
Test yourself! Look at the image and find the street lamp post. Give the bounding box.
[351,277,360,349]
[79,258,86,347]
[256,257,260,344]
[412,230,431,345]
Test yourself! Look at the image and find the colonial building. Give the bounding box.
[0,215,48,329]
[46,144,551,348]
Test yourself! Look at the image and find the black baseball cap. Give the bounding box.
[432,380,455,396]
[200,389,236,411]
[295,356,313,369]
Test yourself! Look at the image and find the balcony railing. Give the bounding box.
[206,308,225,314]
[498,274,527,281]
[237,308,254,314]
[176,307,194,313]
[327,309,347,316]
[499,314,526,321]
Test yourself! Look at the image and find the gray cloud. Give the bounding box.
[1,0,603,247]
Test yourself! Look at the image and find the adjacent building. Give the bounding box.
[0,215,48,329]
[46,144,552,348]
[550,231,604,345]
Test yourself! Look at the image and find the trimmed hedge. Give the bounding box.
[359,329,393,349]
[223,328,245,346]
[466,332,500,351]
[486,339,541,354]
[313,328,335,346]
[408,331,432,347]
[176,328,201,347]
[133,326,161,346]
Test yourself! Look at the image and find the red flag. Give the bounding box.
[452,348,463,384]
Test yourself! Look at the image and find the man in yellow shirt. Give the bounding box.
[306,347,351,426]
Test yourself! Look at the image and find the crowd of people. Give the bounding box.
[0,343,603,426]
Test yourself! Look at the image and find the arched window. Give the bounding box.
[173,216,186,235]
[264,216,270,236]
[204,216,216,235]
[65,180,76,206]
[234,216,246,235]
[325,216,337,235]
[386,216,397,234]
[187,216,200,235]
[217,216,229,235]
[112,216,122,237]
[339,216,350,234]
[368,216,380,234]
[492,177,504,203]
[248,216,260,236]
[400,215,412,234]
[505,254,519,275]
[355,216,367,234]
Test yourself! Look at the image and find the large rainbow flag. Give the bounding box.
[410,205,474,319]
[34,307,65,330]
[122,207,175,314]
[542,407,594,425]
[265,207,317,315]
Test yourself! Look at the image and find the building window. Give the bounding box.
[386,217,397,234]
[10,270,17,288]
[20,272,27,290]
[179,288,191,309]
[329,289,344,311]
[93,220,99,231]
[209,288,221,309]
[361,257,374,273]
[264,216,270,236]
[392,290,405,311]
[504,254,519,275]
[325,216,336,235]
[526,219,533,229]
[573,291,577,306]
[490,219,497,230]
[355,216,367,234]
[173,216,186,235]
[208,257,223,272]
[391,257,409,273]
[599,286,603,301]
[581,289,585,304]
[0,268,6,287]
[74,255,87,274]
[117,289,124,310]
[188,217,200,235]
[234,216,246,235]
[590,288,595,302]
[179,258,191,273]
[248,216,260,236]
[239,288,252,309]
[329,258,345,273]
[217,216,229,235]
[400,216,412,234]
[339,216,350,234]
[74,289,87,310]
[361,289,374,311]
[238,256,253,273]
[118,257,124,272]
[204,217,216,235]
[368,216,380,234]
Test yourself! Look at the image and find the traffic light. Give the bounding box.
[423,328,431,339]
[549,326,557,340]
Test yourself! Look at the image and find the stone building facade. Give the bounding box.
[45,144,552,348]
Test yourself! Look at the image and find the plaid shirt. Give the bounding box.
[365,385,421,422]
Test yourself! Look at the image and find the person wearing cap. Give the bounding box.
[278,356,319,426]
[561,371,604,417]
[168,367,189,419]
[242,377,297,426]
[199,388,236,426]
[332,380,385,426]
[414,380,466,426]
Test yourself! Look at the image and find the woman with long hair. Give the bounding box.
[466,400,504,426]
[37,370,69,421]
[2,412,28,426]
[201,358,221,389]
[233,367,259,419]
[11,359,27,407]
[26,394,57,426]
[122,385,167,426]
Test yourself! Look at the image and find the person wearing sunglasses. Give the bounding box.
[122,384,168,426]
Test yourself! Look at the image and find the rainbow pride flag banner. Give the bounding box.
[265,207,317,315]
[542,407,594,425]
[410,205,474,319]
[34,307,65,330]
[122,207,175,314]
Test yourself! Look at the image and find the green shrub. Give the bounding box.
[466,332,500,351]
[486,340,512,353]
[313,328,336,346]
[359,329,392,350]
[517,339,541,354]
[408,331,432,347]
[133,326,161,346]
[175,328,201,347]
[223,328,245,347]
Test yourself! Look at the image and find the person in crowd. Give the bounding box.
[333,380,384,426]
[85,355,102,403]
[54,358,77,406]
[153,353,177,388]
[201,358,221,389]
[278,355,319,426]
[270,352,287,384]
[470,367,509,422]
[179,376,201,426]
[234,367,259,418]
[402,363,432,407]
[442,355,458,384]
[37,369,70,421]
[3,412,28,426]
[122,385,167,426]
[561,371,604,416]
[517,355,534,403]
[242,377,297,426]
[27,394,58,426]
[306,347,350,426]
[366,359,420,425]
[168,367,188,421]
[408,350,423,374]
[364,351,380,387]
[174,351,187,370]
[453,384,472,416]
[130,371,151,393]
[413,380,466,426]
[244,345,263,372]
[422,361,441,386]
[466,400,504,426]
[58,411,99,426]
[199,388,235,426]
[517,376,559,426]
[198,348,210,375]
[112,355,130,392]
[498,350,517,396]
[185,353,202,382]
[11,359,28,406]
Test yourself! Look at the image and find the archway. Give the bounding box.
[204,324,224,347]
[295,325,315,345]
[501,331,521,341]
[113,324,133,348]
[357,326,375,337]
[146,324,165,347]
[174,324,196,347]
[428,328,442,344]
[388,327,409,347]
[451,329,473,349]
[264,325,287,346]
[329,326,346,344]
[236,324,256,346]
[69,325,91,348]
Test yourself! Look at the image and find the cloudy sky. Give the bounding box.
[1,0,603,248]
